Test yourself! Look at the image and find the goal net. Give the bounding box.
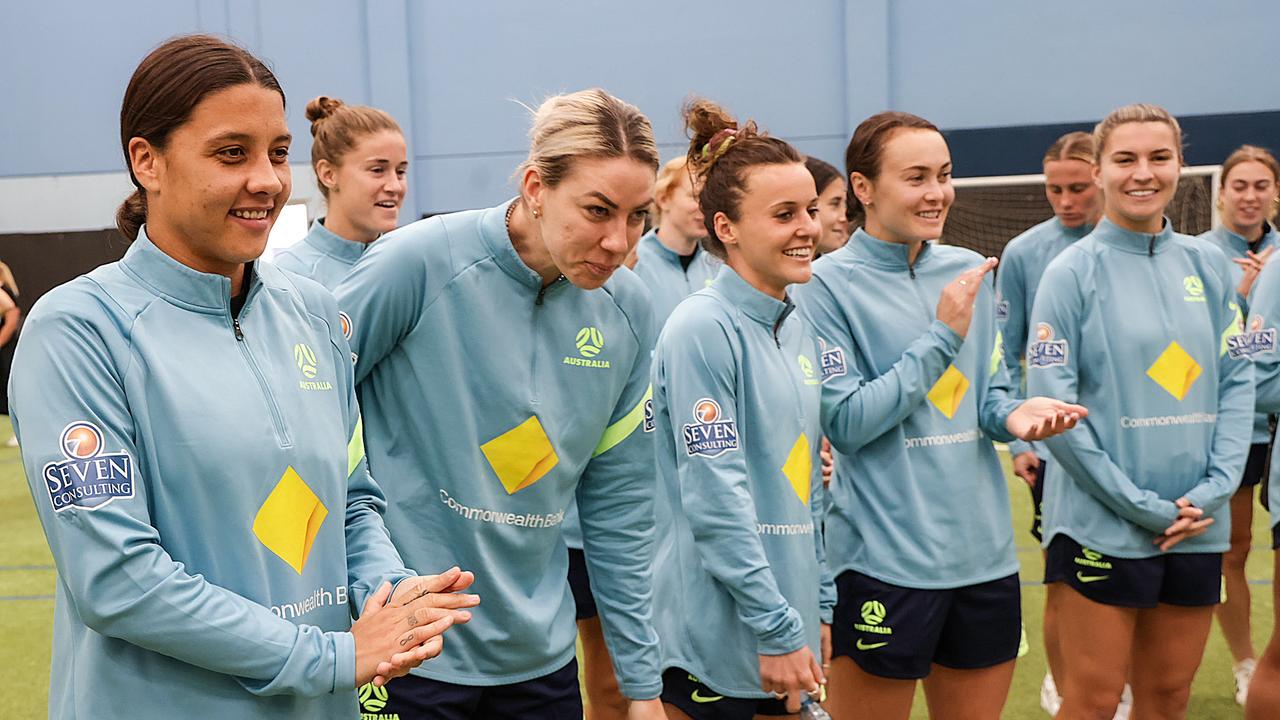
[938,166,1220,258]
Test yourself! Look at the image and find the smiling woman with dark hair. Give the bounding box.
[8,34,476,719]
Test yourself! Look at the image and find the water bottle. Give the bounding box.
[799,693,832,720]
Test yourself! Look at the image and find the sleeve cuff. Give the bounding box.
[619,681,663,701]
[334,631,356,692]
[931,319,964,353]
[755,608,808,656]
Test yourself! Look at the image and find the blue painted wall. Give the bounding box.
[3,0,1279,220]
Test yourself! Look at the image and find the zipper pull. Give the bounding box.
[1148,235,1155,256]
[535,286,547,305]
[233,317,244,341]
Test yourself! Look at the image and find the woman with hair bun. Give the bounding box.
[336,88,666,719]
[8,34,475,719]
[272,96,407,288]
[649,97,833,719]
[1199,144,1280,706]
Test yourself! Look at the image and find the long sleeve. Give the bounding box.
[810,455,835,624]
[576,304,661,700]
[1248,260,1280,412]
[1028,263,1179,533]
[1183,257,1253,512]
[980,277,1021,443]
[10,309,354,697]
[325,299,415,612]
[997,249,1034,456]
[658,318,806,657]
[335,223,431,384]
[795,276,963,456]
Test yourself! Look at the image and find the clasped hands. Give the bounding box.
[352,566,480,687]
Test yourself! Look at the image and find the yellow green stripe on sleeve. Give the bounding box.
[592,385,652,458]
[347,415,366,476]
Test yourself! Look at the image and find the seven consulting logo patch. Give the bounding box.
[42,421,135,512]
[683,398,739,457]
[1027,322,1068,368]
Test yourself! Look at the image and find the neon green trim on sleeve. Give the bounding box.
[1221,302,1243,357]
[592,385,652,458]
[348,415,366,477]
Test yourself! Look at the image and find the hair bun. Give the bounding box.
[305,96,345,125]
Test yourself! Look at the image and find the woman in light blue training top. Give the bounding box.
[1198,145,1280,706]
[8,35,476,720]
[335,89,667,720]
[1029,104,1254,720]
[1241,230,1280,719]
[649,98,833,720]
[794,111,1083,720]
[272,95,408,288]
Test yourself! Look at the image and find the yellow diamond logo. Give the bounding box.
[927,365,970,419]
[781,433,812,505]
[253,466,328,574]
[481,415,559,494]
[1146,341,1201,400]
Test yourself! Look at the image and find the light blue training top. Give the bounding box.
[795,228,1022,589]
[335,200,662,698]
[650,264,835,698]
[273,218,369,290]
[10,227,413,719]
[1029,217,1253,557]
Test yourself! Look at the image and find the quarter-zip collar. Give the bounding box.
[847,227,933,272]
[1093,216,1175,256]
[1215,222,1277,255]
[714,263,794,337]
[642,228,699,268]
[119,225,264,315]
[1055,217,1095,240]
[304,218,368,263]
[481,198,560,292]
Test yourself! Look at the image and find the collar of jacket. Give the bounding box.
[1054,217,1095,240]
[305,218,368,262]
[120,225,268,314]
[713,263,794,329]
[1093,215,1175,255]
[480,198,564,292]
[1214,222,1277,255]
[642,228,699,265]
[847,227,934,271]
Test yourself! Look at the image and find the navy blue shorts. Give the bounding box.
[1027,457,1047,542]
[830,570,1021,680]
[370,659,582,719]
[1044,534,1221,608]
[567,547,598,620]
[1241,442,1271,488]
[660,668,790,719]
